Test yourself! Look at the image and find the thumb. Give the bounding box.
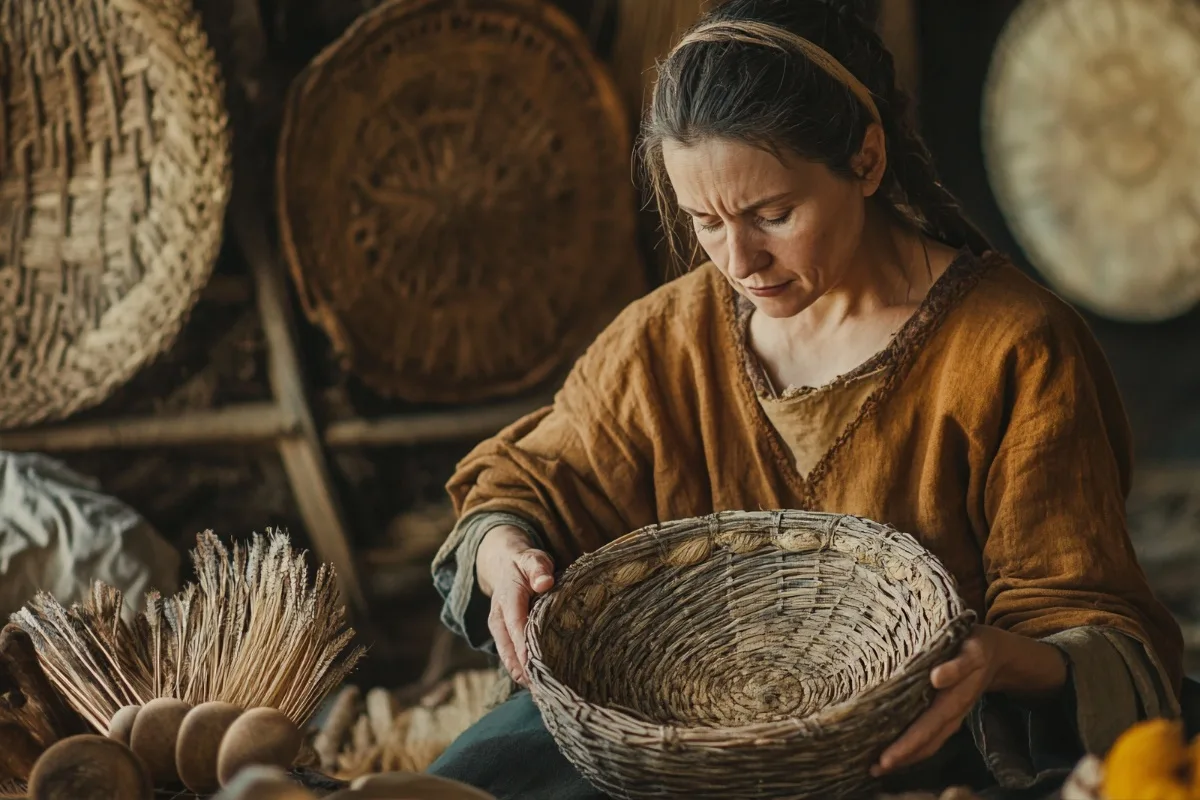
[516,550,555,594]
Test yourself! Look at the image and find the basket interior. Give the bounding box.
[537,527,953,728]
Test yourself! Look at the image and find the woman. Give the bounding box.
[429,0,1187,797]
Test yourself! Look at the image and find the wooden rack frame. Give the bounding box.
[0,185,556,622]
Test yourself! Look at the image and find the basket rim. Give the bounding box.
[274,0,641,404]
[526,509,975,744]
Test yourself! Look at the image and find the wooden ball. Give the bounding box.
[106,705,141,745]
[216,707,302,787]
[176,701,243,794]
[128,697,191,786]
[28,734,152,800]
[212,765,316,800]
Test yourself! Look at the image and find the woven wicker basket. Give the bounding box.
[0,0,231,430]
[526,510,975,800]
[277,0,646,404]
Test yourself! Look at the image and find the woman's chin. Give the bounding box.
[743,288,811,319]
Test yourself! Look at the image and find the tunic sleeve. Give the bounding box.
[980,315,1185,698]
[433,346,658,576]
[968,627,1178,791]
[432,511,546,653]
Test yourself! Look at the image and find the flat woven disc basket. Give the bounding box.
[982,0,1200,322]
[0,0,231,430]
[526,510,974,800]
[276,0,646,404]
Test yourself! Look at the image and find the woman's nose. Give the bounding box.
[726,230,768,280]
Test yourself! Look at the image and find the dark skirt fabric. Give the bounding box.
[425,690,1071,800]
[428,690,606,800]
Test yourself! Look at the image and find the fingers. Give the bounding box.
[516,549,556,594]
[930,637,986,690]
[489,605,525,685]
[510,552,556,664]
[873,665,985,775]
[503,580,534,671]
[873,696,951,774]
[929,656,973,691]
[875,631,995,776]
[875,714,965,777]
[490,549,557,686]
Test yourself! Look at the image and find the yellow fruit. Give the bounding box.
[1141,783,1192,800]
[1104,719,1189,800]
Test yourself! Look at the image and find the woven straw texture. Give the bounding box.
[277,0,646,404]
[0,0,231,430]
[982,0,1200,323]
[526,510,974,800]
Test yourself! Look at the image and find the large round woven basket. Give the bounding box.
[526,510,974,800]
[0,0,231,430]
[277,0,646,404]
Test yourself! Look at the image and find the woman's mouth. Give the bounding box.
[743,281,792,298]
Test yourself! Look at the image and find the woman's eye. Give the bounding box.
[694,218,722,233]
[760,211,792,227]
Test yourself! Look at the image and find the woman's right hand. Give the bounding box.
[475,525,556,685]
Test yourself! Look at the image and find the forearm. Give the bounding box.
[990,627,1070,699]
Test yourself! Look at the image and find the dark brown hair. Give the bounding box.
[640,0,991,269]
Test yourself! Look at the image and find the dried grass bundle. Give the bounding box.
[12,530,365,735]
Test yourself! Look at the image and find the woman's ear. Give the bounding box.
[851,123,888,197]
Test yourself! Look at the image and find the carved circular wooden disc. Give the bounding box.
[983,0,1200,321]
[0,0,231,429]
[278,0,646,403]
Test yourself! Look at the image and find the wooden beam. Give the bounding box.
[0,403,291,451]
[324,392,553,448]
[231,189,369,618]
[0,396,552,453]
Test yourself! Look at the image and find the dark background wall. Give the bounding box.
[917,0,1200,463]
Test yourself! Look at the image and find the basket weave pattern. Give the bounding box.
[527,510,974,800]
[277,0,645,404]
[0,0,231,429]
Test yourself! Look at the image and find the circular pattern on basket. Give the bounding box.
[0,0,231,430]
[983,0,1200,322]
[526,510,974,800]
[277,0,645,404]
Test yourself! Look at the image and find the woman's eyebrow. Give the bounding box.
[678,192,793,216]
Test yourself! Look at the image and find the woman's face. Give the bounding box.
[662,135,884,318]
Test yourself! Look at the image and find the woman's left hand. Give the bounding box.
[872,626,1000,777]
[872,624,1068,777]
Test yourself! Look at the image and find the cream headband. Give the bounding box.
[671,20,882,126]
